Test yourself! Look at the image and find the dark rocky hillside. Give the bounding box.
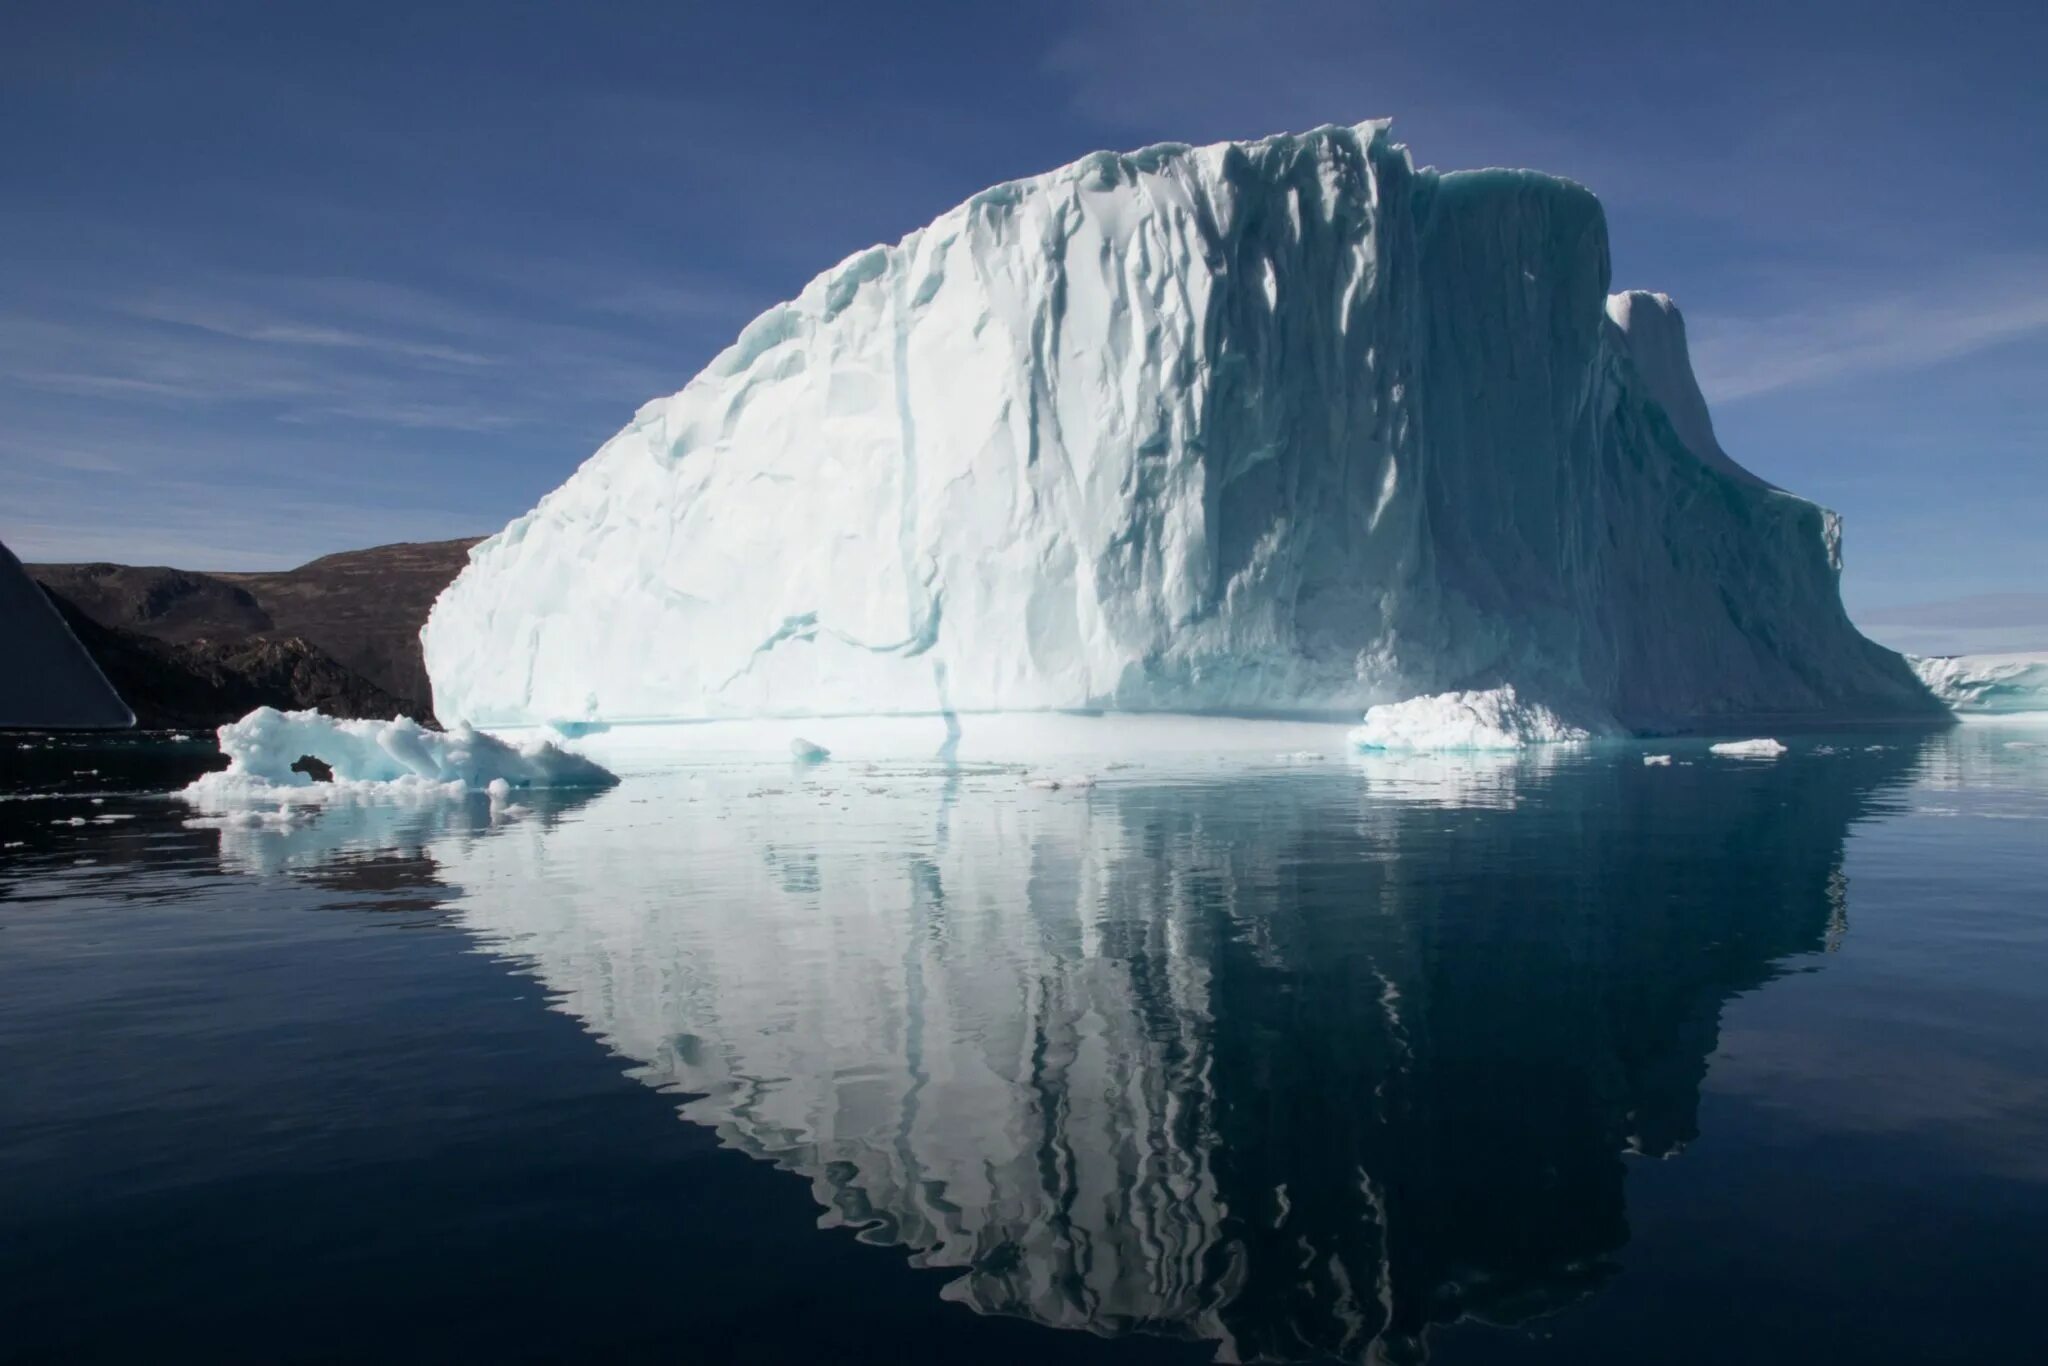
[44,594,409,728]
[31,538,480,726]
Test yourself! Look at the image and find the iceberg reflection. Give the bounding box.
[188,744,1924,1360]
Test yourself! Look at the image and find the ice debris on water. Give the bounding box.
[1350,686,1595,753]
[178,706,617,809]
[789,737,831,763]
[185,806,318,831]
[1709,739,1787,758]
[1643,754,1673,766]
[1025,775,1096,791]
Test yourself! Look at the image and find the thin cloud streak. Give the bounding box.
[1691,264,2048,402]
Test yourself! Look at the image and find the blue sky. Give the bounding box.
[4,0,2044,651]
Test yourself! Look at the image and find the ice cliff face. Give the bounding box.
[424,121,1938,730]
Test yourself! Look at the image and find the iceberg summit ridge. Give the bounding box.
[424,121,1941,732]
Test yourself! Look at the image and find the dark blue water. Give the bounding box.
[3,725,2045,1364]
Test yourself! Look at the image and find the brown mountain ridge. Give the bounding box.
[30,537,481,727]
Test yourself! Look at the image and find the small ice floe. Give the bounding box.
[1349,685,1598,752]
[1642,754,1672,766]
[92,814,134,824]
[2,840,25,849]
[1276,751,1329,762]
[1709,738,1787,758]
[52,816,88,826]
[789,737,831,763]
[178,707,616,811]
[2006,741,2046,751]
[1025,774,1096,791]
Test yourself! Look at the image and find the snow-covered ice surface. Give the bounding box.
[1911,654,2048,714]
[425,122,1939,736]
[179,707,617,809]
[1348,685,1597,751]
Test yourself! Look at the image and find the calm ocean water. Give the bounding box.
[3,723,2045,1364]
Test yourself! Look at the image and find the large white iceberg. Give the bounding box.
[180,706,616,807]
[1910,653,2048,713]
[423,122,1939,734]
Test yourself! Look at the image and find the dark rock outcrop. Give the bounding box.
[1,537,134,729]
[29,538,478,726]
[42,591,408,728]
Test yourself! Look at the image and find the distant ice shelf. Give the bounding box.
[1910,654,2048,714]
[422,121,1942,736]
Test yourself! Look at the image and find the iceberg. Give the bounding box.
[423,122,1940,734]
[1910,653,2048,714]
[180,706,616,807]
[1348,685,1594,751]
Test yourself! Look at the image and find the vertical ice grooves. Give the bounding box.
[422,122,1942,730]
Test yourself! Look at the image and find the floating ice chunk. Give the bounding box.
[1643,754,1672,766]
[1276,751,1329,762]
[179,706,617,808]
[1024,774,1095,791]
[789,737,831,763]
[1709,738,1787,758]
[1349,686,1597,752]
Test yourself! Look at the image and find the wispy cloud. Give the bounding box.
[1689,260,2048,402]
[1855,593,2048,657]
[0,249,745,567]
[124,296,497,367]
[0,263,699,436]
